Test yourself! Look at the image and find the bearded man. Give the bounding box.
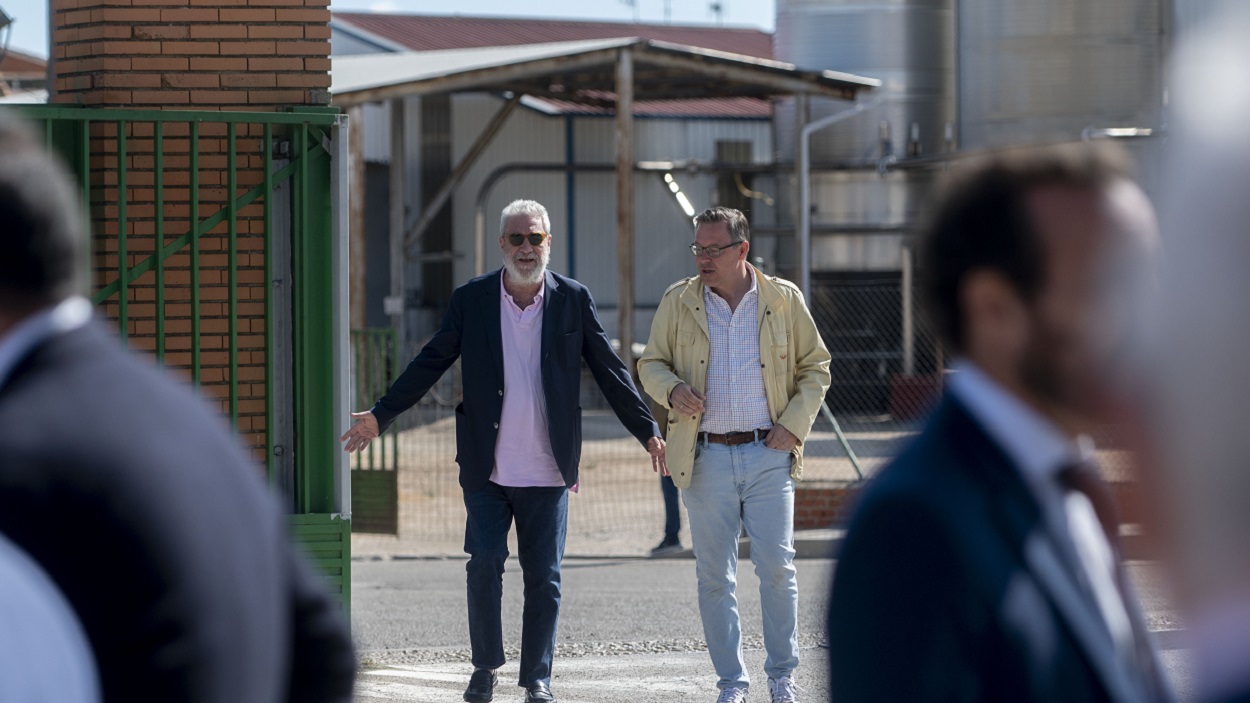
[341,199,664,703]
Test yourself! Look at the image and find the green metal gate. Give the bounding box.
[350,328,400,534]
[5,104,353,610]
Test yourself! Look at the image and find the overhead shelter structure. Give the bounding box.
[332,37,879,371]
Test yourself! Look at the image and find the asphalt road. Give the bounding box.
[352,557,1194,703]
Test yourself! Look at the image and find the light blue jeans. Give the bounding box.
[682,438,799,691]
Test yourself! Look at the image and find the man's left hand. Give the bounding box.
[646,436,668,476]
[764,425,798,453]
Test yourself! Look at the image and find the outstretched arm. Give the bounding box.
[339,289,465,452]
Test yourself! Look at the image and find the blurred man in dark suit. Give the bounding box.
[0,114,355,702]
[827,143,1174,702]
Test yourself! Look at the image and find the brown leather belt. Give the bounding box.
[698,428,769,446]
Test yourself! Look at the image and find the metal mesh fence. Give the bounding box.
[350,275,1133,557]
[803,272,943,482]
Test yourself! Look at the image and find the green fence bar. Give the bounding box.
[190,121,201,387]
[264,123,275,487]
[154,121,165,361]
[350,328,399,473]
[116,121,128,342]
[294,123,308,512]
[228,122,239,426]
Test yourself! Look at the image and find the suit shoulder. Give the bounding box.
[550,271,587,293]
[459,269,501,292]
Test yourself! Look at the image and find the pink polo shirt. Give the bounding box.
[490,274,565,488]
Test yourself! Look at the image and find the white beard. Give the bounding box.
[503,246,549,286]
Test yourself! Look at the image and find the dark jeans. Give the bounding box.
[661,473,681,542]
[463,481,568,688]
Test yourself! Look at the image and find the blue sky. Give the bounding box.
[1,0,776,59]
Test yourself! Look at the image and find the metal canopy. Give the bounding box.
[331,37,880,106]
[335,37,879,372]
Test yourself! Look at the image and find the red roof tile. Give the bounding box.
[333,13,773,60]
[0,48,47,78]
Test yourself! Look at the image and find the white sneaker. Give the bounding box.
[768,675,800,703]
[716,686,749,703]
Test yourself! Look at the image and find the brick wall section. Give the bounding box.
[794,479,1148,531]
[88,120,273,459]
[795,482,862,531]
[49,0,332,463]
[50,0,331,109]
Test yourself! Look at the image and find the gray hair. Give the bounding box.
[693,207,750,243]
[499,199,551,235]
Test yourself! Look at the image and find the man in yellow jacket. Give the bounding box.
[639,207,831,703]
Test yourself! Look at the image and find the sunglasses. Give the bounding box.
[505,232,549,246]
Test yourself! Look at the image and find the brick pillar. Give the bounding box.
[50,0,331,109]
[48,0,333,463]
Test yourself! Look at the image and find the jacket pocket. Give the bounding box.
[558,330,582,370]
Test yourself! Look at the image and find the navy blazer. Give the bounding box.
[371,269,660,493]
[827,394,1174,703]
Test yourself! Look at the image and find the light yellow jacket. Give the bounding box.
[638,267,832,489]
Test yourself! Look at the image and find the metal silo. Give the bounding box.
[775,0,955,163]
[957,0,1168,150]
[771,0,955,416]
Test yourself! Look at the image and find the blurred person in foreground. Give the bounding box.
[340,198,664,703]
[0,114,356,702]
[827,143,1174,702]
[1149,6,1250,703]
[639,206,832,703]
[0,531,99,703]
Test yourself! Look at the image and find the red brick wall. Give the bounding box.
[794,479,1146,532]
[795,482,861,530]
[50,0,331,109]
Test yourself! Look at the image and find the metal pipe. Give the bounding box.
[798,96,886,301]
[793,92,807,291]
[615,47,637,372]
[388,99,406,351]
[902,243,914,375]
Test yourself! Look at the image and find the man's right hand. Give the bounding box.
[340,411,380,452]
[668,383,706,417]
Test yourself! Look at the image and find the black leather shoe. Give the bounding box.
[463,668,496,703]
[525,681,556,702]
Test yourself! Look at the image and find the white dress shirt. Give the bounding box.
[700,269,772,435]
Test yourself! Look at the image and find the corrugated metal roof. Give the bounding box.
[331,38,876,116]
[332,39,632,97]
[333,12,774,60]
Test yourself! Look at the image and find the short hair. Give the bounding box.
[499,199,551,235]
[693,207,750,243]
[917,142,1133,354]
[0,115,87,312]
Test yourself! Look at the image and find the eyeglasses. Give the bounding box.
[689,241,742,258]
[505,232,548,246]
